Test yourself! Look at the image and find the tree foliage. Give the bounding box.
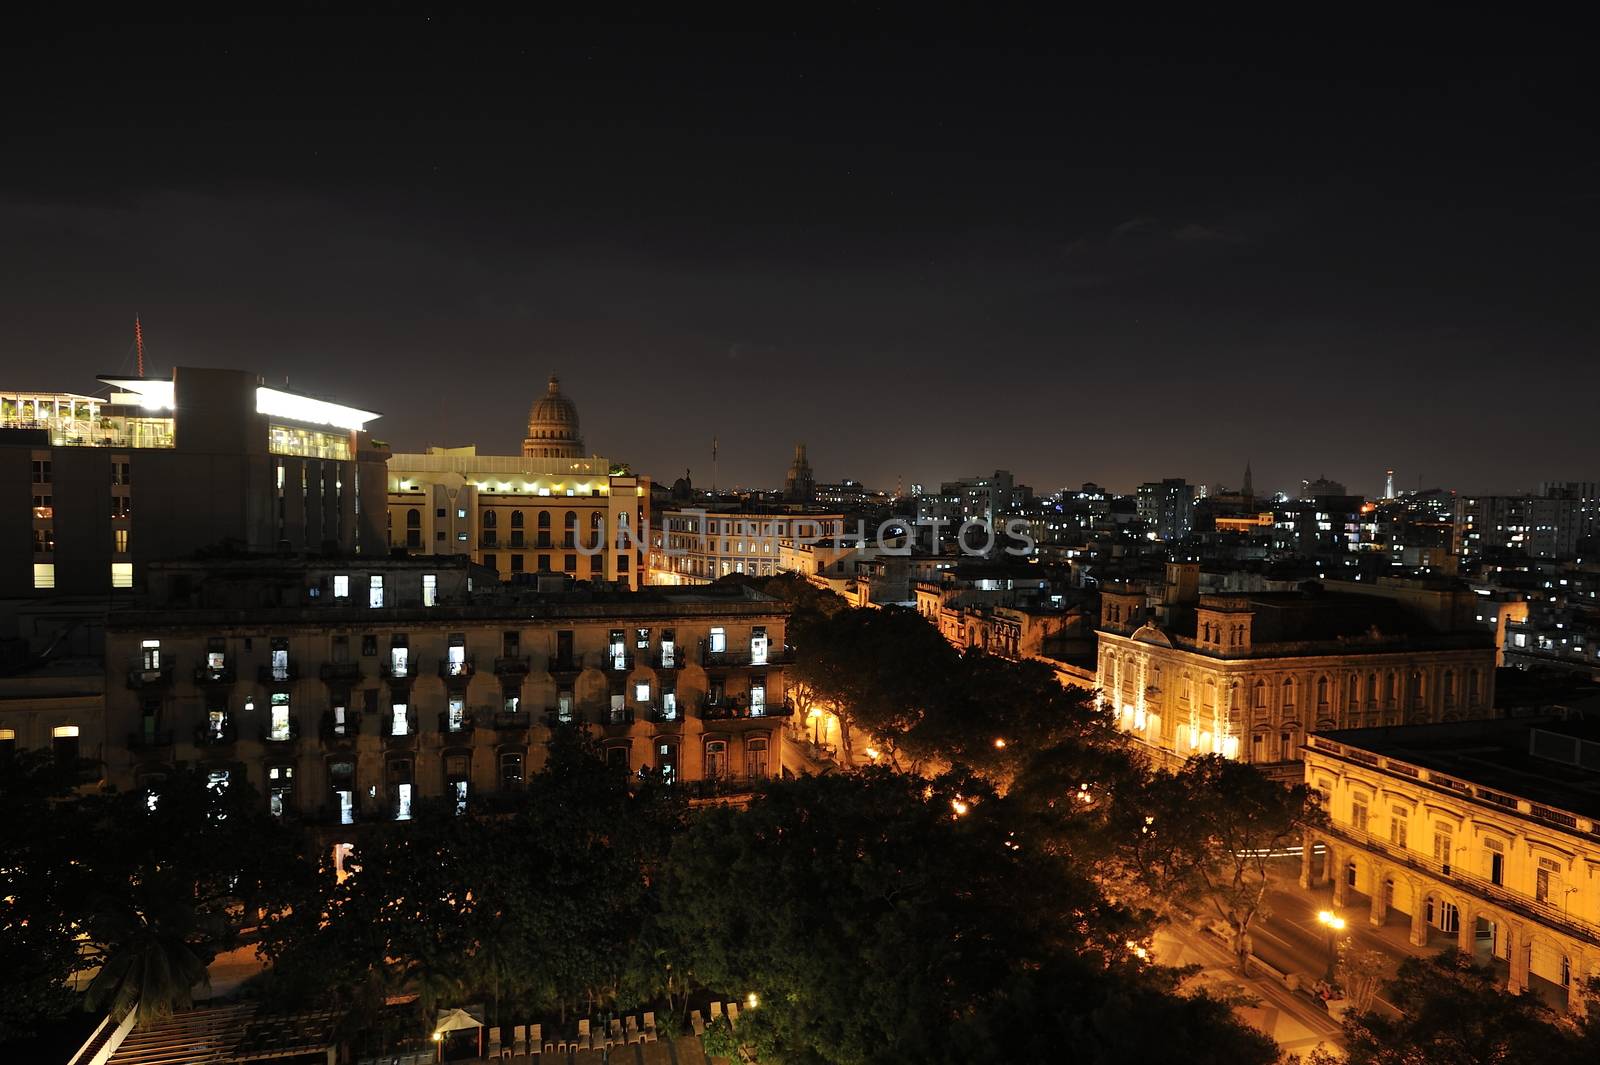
[1331,949,1594,1064]
[1105,755,1323,971]
[656,769,1276,1065]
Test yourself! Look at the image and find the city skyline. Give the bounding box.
[2,17,1595,496]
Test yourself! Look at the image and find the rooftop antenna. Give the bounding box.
[134,315,146,377]
[711,435,719,497]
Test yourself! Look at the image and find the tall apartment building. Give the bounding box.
[1,368,388,597]
[386,377,650,587]
[1096,562,1496,771]
[1135,478,1196,541]
[1455,488,1599,563]
[94,556,799,827]
[1302,719,1600,1011]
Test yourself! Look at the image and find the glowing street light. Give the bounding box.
[993,737,1007,749]
[1316,909,1347,982]
[746,992,760,1009]
[951,798,969,817]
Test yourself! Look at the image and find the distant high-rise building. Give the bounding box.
[783,443,815,503]
[1242,461,1254,500]
[1135,479,1196,541]
[1385,468,1396,500]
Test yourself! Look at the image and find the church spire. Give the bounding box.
[1242,460,1254,499]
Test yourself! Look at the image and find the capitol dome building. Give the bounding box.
[522,374,585,459]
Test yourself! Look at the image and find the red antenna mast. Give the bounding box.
[134,315,146,377]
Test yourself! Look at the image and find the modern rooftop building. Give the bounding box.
[1,367,388,598]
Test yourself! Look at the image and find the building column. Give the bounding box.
[1457,903,1475,955]
[1368,865,1388,927]
[1299,830,1316,890]
[1506,922,1528,994]
[1331,845,1349,906]
[1409,893,1428,947]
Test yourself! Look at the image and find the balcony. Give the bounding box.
[700,697,795,721]
[683,775,767,800]
[438,656,476,682]
[382,659,418,682]
[646,704,685,727]
[320,709,362,744]
[258,663,299,686]
[437,710,476,736]
[319,661,363,685]
[701,645,795,669]
[192,721,238,747]
[544,708,583,729]
[1326,821,1600,946]
[127,662,175,689]
[548,654,586,678]
[127,729,175,751]
[259,719,301,747]
[651,649,687,670]
[381,717,417,748]
[493,655,532,676]
[492,709,532,734]
[600,707,635,732]
[192,662,236,685]
[602,652,635,673]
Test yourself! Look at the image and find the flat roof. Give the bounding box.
[1313,718,1600,823]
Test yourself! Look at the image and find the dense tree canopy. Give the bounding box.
[0,754,305,1036]
[1320,950,1600,1064]
[657,769,1276,1065]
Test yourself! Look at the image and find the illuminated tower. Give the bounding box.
[1385,468,1395,500]
[522,374,584,459]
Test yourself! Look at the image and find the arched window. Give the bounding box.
[1443,670,1455,707]
[1282,676,1296,708]
[406,509,420,527]
[1366,673,1378,708]
[482,510,497,528]
[1317,676,1329,708]
[564,510,577,530]
[1348,673,1360,711]
[1253,680,1267,708]
[510,511,525,528]
[537,511,551,529]
[705,740,728,779]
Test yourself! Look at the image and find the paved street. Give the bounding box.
[1152,921,1343,1057]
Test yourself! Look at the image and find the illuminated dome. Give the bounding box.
[522,374,585,459]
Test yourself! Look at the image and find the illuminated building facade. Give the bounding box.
[646,509,845,585]
[1302,719,1600,1011]
[1095,563,1496,771]
[0,367,387,597]
[98,556,801,824]
[386,447,649,587]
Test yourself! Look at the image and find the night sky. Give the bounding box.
[2,17,1594,497]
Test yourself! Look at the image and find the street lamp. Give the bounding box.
[1316,909,1347,983]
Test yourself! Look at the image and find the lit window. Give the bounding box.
[422,574,438,607]
[369,574,384,608]
[32,563,55,590]
[111,562,133,588]
[333,574,349,598]
[709,627,727,653]
[635,682,651,702]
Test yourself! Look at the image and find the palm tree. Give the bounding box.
[83,896,210,1025]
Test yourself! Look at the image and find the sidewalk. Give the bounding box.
[1153,924,1343,1058]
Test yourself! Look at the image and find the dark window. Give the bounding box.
[510,554,524,572]
[436,507,447,518]
[361,635,377,656]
